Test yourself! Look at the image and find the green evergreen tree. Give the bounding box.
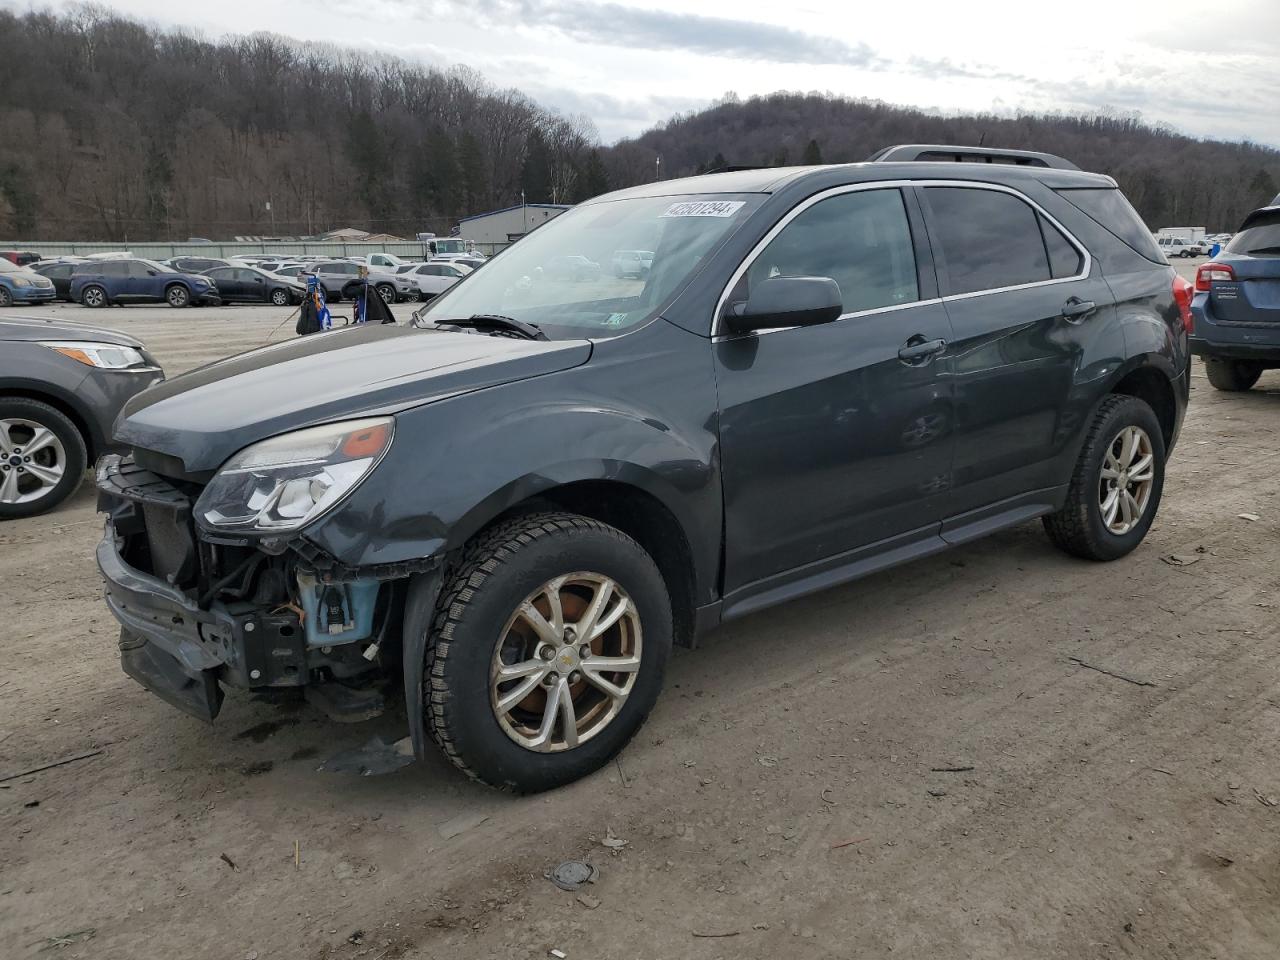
[802,139,823,165]
[520,129,553,203]
[575,149,609,201]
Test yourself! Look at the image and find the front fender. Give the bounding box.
[306,319,723,604]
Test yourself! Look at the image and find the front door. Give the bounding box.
[916,184,1114,516]
[715,186,955,601]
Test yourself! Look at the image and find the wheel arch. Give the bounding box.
[1106,359,1179,449]
[0,383,100,459]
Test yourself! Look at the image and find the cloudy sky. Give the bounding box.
[19,0,1280,145]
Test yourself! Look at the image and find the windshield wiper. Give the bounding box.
[433,314,549,341]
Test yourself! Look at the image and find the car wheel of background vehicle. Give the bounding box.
[166,285,190,308]
[1043,394,1165,562]
[376,283,396,304]
[81,285,107,308]
[1204,358,1263,392]
[0,287,11,307]
[270,287,290,306]
[423,512,672,792]
[0,398,87,520]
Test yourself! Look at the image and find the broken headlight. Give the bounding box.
[196,418,394,533]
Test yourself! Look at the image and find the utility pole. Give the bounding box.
[655,156,661,182]
[522,190,527,235]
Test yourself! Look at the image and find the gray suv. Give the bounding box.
[96,144,1187,792]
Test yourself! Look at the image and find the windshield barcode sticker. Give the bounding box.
[661,200,745,218]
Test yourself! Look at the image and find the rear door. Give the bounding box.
[917,183,1112,521]
[716,185,956,600]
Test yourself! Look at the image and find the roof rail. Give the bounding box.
[867,144,1080,171]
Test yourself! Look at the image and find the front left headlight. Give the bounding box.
[40,340,147,369]
[195,417,394,534]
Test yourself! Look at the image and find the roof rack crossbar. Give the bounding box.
[867,144,1080,171]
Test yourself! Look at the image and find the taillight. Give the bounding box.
[1173,274,1194,334]
[1195,262,1235,292]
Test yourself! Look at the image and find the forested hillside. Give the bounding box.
[0,8,1276,241]
[604,93,1280,232]
[0,6,606,240]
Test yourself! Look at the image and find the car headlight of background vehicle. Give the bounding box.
[40,340,148,369]
[196,418,394,534]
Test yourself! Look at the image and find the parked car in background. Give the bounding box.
[268,263,309,280]
[401,260,470,299]
[70,258,220,308]
[165,256,231,274]
[308,260,413,303]
[30,260,87,301]
[1,315,163,518]
[203,265,305,305]
[0,250,42,267]
[611,249,654,278]
[545,254,602,281]
[0,260,57,306]
[95,144,1188,791]
[1158,237,1201,258]
[1190,200,1280,391]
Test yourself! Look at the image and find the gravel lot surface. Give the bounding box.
[5,266,1280,959]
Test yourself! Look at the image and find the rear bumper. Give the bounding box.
[1189,336,1280,363]
[1191,293,1280,362]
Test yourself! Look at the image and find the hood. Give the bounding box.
[0,314,145,347]
[115,324,592,474]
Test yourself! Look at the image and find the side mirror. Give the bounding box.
[147,269,158,276]
[723,276,843,334]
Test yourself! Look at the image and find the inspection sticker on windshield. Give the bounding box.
[661,200,744,218]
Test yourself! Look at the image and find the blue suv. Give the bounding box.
[70,258,220,308]
[1190,195,1280,390]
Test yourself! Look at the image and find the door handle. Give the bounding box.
[898,336,947,365]
[1061,297,1096,322]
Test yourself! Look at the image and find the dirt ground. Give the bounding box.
[5,277,1280,960]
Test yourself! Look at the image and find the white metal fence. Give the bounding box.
[1,239,508,259]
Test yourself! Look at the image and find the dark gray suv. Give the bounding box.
[96,145,1188,791]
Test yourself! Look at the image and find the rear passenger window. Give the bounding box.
[1040,215,1083,278]
[746,188,919,314]
[924,187,1050,295]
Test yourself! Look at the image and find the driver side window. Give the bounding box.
[746,189,919,315]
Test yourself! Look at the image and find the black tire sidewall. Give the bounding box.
[82,285,106,307]
[1078,399,1166,559]
[0,399,87,519]
[0,287,11,307]
[431,524,672,792]
[167,285,189,307]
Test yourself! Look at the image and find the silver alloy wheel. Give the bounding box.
[377,284,395,304]
[271,288,289,305]
[82,286,105,307]
[490,572,642,752]
[167,285,189,307]
[1099,424,1155,535]
[0,418,67,505]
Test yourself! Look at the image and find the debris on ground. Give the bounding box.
[39,928,95,951]
[830,837,870,849]
[549,948,567,958]
[575,893,601,910]
[930,765,975,773]
[438,811,489,840]
[548,860,598,891]
[601,827,627,850]
[220,852,239,871]
[1237,513,1261,522]
[1067,656,1157,688]
[1,749,103,784]
[1253,788,1279,807]
[691,930,740,938]
[927,789,948,798]
[347,930,365,945]
[1161,554,1201,567]
[320,736,414,776]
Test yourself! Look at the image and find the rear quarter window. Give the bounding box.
[1225,212,1280,256]
[1055,188,1164,263]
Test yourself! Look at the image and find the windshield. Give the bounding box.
[432,239,467,255]
[418,194,762,338]
[1226,213,1280,256]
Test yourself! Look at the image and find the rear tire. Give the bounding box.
[423,512,672,792]
[0,398,87,519]
[1204,358,1263,392]
[1043,395,1165,561]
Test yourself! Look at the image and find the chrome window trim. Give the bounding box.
[711,178,1092,339]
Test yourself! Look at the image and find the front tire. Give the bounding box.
[166,285,190,308]
[0,287,11,307]
[0,398,87,519]
[81,285,107,308]
[1204,358,1263,392]
[1043,395,1165,561]
[376,283,396,304]
[270,287,290,306]
[424,513,672,792]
